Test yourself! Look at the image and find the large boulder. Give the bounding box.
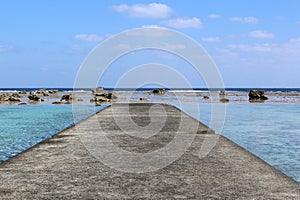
[0,93,10,101]
[91,89,117,103]
[60,94,74,103]
[152,88,165,95]
[248,90,268,101]
[11,92,20,98]
[8,96,21,102]
[28,94,40,101]
[37,89,49,96]
[92,87,104,95]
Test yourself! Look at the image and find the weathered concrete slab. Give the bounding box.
[0,103,299,199]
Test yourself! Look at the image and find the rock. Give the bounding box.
[28,94,40,101]
[0,93,10,101]
[95,102,101,106]
[48,90,58,94]
[220,98,229,103]
[11,92,20,98]
[18,102,27,106]
[248,90,268,101]
[139,97,147,101]
[152,88,165,95]
[219,90,228,97]
[90,96,109,103]
[60,94,74,102]
[8,96,21,102]
[37,89,49,96]
[203,96,209,100]
[18,90,27,95]
[41,99,45,102]
[77,98,84,102]
[52,101,62,104]
[91,89,117,103]
[92,87,104,95]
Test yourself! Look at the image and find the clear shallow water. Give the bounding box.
[0,104,107,162]
[179,103,300,183]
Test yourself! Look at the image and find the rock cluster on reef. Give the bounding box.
[90,87,117,104]
[0,93,21,102]
[248,90,268,102]
[152,88,165,95]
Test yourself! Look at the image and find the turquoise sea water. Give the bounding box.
[0,100,299,183]
[0,104,107,162]
[181,103,300,183]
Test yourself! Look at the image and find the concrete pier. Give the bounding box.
[0,103,299,199]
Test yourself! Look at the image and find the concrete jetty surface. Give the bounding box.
[0,103,299,199]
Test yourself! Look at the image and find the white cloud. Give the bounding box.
[289,38,300,42]
[230,16,259,24]
[112,3,172,18]
[141,25,167,29]
[0,44,13,53]
[207,14,221,19]
[227,43,277,52]
[202,37,221,42]
[248,30,275,39]
[161,17,203,29]
[74,34,102,42]
[159,43,186,50]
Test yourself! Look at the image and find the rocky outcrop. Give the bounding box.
[18,90,27,95]
[0,93,21,102]
[92,87,104,95]
[37,89,49,96]
[152,88,165,95]
[48,90,58,94]
[0,93,10,101]
[8,96,21,102]
[248,90,268,101]
[219,90,228,97]
[60,94,74,103]
[91,88,117,103]
[28,94,40,101]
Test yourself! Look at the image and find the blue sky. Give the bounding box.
[0,0,300,88]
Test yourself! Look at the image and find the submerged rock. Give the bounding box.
[220,98,229,103]
[139,97,148,101]
[52,101,62,104]
[248,90,268,101]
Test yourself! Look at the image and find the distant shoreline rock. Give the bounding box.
[152,88,165,95]
[248,90,268,102]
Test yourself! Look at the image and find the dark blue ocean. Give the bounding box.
[0,88,299,183]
